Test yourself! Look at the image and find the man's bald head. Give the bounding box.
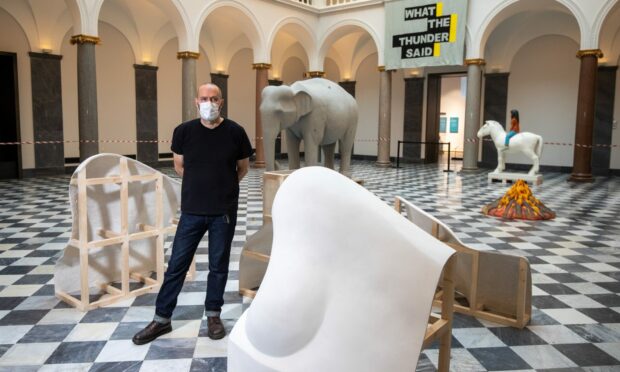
[197,83,222,100]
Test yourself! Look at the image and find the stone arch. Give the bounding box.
[596,0,620,65]
[195,1,265,63]
[318,19,381,70]
[267,17,316,62]
[0,1,41,51]
[475,0,584,59]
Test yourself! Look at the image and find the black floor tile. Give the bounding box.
[554,343,620,366]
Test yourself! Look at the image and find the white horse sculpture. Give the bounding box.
[477,120,543,175]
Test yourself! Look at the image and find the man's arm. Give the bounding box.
[173,152,184,177]
[237,157,249,182]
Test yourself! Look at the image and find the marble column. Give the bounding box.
[425,74,441,163]
[403,77,424,162]
[339,81,356,97]
[134,64,158,165]
[70,35,100,162]
[29,52,64,172]
[178,51,199,122]
[376,67,392,167]
[253,63,271,168]
[570,49,603,182]
[482,72,509,167]
[592,66,617,175]
[462,58,485,170]
[210,72,229,118]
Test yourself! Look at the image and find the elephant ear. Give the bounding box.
[293,90,312,119]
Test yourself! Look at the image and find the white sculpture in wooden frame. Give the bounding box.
[229,167,455,372]
[54,154,195,311]
[395,196,532,328]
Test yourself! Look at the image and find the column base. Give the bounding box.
[375,161,392,168]
[253,161,265,169]
[459,166,479,172]
[568,172,594,182]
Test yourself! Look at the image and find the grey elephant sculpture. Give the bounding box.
[260,78,358,175]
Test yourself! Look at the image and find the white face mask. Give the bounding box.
[199,101,220,122]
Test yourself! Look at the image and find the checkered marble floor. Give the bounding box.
[0,160,618,371]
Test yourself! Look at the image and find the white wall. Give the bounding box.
[0,9,33,168]
[324,57,340,82]
[157,39,182,154]
[282,57,305,85]
[354,53,379,156]
[96,22,136,156]
[507,35,580,167]
[228,48,256,146]
[391,69,405,157]
[439,76,466,156]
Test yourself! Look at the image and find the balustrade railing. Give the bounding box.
[289,0,369,9]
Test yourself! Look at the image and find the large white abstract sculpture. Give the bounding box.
[54,154,188,311]
[228,167,455,372]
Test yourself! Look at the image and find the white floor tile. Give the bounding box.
[64,322,118,342]
[527,325,588,344]
[0,342,60,366]
[541,309,597,325]
[38,309,86,325]
[95,340,150,362]
[512,345,577,369]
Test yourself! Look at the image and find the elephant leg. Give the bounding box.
[338,139,352,177]
[322,143,336,169]
[286,130,301,169]
[304,141,320,167]
[338,127,356,177]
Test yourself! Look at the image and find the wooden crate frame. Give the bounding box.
[395,196,531,328]
[422,256,455,372]
[56,157,195,311]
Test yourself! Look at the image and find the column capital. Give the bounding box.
[28,52,62,60]
[70,34,100,45]
[377,66,396,72]
[576,49,603,59]
[211,72,229,78]
[133,64,158,71]
[252,63,272,70]
[177,51,200,60]
[304,71,325,78]
[464,58,486,66]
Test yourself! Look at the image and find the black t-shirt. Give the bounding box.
[171,118,253,215]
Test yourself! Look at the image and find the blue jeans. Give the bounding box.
[155,212,236,319]
[505,130,517,146]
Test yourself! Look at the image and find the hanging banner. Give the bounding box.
[384,0,468,69]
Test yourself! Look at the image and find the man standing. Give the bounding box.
[133,83,253,344]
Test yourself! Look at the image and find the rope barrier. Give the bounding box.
[462,137,619,148]
[0,138,618,148]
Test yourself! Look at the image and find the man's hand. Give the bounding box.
[237,157,249,182]
[173,153,184,177]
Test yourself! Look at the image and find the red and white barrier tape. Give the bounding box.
[1,138,618,148]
